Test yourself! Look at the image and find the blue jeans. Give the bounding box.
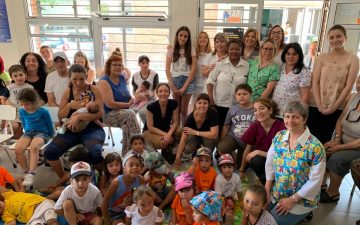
[269,202,310,225]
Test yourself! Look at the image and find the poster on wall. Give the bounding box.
[223,28,244,40]
[0,0,11,43]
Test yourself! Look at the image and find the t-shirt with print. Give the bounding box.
[7,83,34,108]
[166,47,196,77]
[214,173,241,198]
[143,99,178,132]
[224,105,255,146]
[0,166,15,187]
[192,165,217,192]
[184,108,218,131]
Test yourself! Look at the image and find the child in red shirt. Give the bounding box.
[0,166,24,192]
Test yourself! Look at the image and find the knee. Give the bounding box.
[249,156,264,167]
[46,218,59,225]
[14,146,25,155]
[63,200,75,211]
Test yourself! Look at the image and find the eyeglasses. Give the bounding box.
[111,63,123,67]
[345,100,360,122]
[271,31,281,35]
[262,47,274,52]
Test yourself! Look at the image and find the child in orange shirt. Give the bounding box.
[188,147,217,193]
[190,191,222,225]
[170,172,195,225]
[0,166,24,192]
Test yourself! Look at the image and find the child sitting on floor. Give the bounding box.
[99,152,123,196]
[190,191,222,225]
[126,134,148,174]
[130,80,153,113]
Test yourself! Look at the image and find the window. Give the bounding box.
[100,0,169,16]
[26,0,91,17]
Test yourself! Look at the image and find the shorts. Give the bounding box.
[78,212,99,225]
[22,131,50,143]
[172,75,195,94]
[28,200,57,225]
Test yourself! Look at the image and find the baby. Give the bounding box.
[130,80,153,112]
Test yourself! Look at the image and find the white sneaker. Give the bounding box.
[22,173,35,186]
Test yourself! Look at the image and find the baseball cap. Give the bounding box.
[175,172,194,192]
[70,161,91,178]
[53,52,68,61]
[144,152,167,174]
[190,191,222,221]
[218,154,235,166]
[196,147,212,158]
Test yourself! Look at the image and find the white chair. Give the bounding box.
[0,105,17,168]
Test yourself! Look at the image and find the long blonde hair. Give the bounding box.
[258,38,276,66]
[196,31,212,58]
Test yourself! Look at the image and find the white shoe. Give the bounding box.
[23,173,35,186]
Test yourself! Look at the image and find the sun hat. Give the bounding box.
[144,152,167,175]
[175,172,194,192]
[190,191,222,221]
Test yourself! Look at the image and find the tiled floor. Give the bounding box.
[1,127,359,225]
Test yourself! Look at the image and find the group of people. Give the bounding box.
[0,23,359,225]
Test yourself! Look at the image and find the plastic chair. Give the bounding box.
[0,105,17,168]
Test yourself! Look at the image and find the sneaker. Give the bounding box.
[23,173,35,186]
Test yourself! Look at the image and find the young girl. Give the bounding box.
[99,152,123,196]
[130,80,153,113]
[241,184,277,225]
[74,51,96,84]
[171,172,195,225]
[126,134,148,174]
[14,88,54,187]
[190,191,222,225]
[102,153,145,225]
[166,26,197,126]
[120,185,164,225]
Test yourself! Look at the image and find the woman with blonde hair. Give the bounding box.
[242,28,260,60]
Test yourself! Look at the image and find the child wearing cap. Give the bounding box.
[0,186,58,225]
[171,172,195,225]
[190,191,222,225]
[215,154,242,223]
[188,147,217,193]
[144,152,175,209]
[54,161,102,225]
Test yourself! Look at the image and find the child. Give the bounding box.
[0,166,25,192]
[215,154,242,223]
[126,134,149,162]
[188,147,217,193]
[241,184,277,225]
[14,88,54,186]
[120,185,164,225]
[144,152,175,209]
[190,191,222,225]
[130,80,153,112]
[102,153,145,225]
[166,26,197,125]
[0,186,58,225]
[217,84,255,169]
[171,172,195,225]
[54,161,102,225]
[99,152,123,196]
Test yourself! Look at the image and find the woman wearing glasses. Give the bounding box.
[98,54,141,157]
[246,38,280,102]
[268,25,285,66]
[321,76,360,203]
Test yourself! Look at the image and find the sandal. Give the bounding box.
[320,191,340,203]
[321,184,328,192]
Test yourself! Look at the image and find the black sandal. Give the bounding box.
[320,191,340,203]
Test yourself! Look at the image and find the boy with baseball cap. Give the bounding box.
[54,161,102,225]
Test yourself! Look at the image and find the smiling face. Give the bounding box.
[110,60,123,76]
[11,71,27,85]
[254,101,272,122]
[244,31,257,48]
[215,38,227,53]
[195,98,209,114]
[198,32,209,49]
[155,84,170,102]
[269,26,283,45]
[228,42,242,61]
[25,54,39,72]
[177,30,189,47]
[285,48,299,66]
[328,29,346,50]
[123,156,141,178]
[261,41,275,61]
[283,111,306,133]
[107,160,121,176]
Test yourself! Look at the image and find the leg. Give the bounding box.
[89,215,102,225]
[180,94,192,126]
[173,94,181,125]
[182,135,199,162]
[14,137,32,172]
[63,200,77,225]
[270,204,309,225]
[81,124,106,171]
[144,131,164,149]
[28,137,46,172]
[249,155,267,185]
[217,134,239,155]
[202,137,218,151]
[327,171,343,196]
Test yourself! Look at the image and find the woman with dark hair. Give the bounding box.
[268,25,285,66]
[272,43,311,117]
[20,52,48,104]
[174,93,219,166]
[98,55,141,157]
[242,28,261,60]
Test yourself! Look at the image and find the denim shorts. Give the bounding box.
[22,131,50,143]
[172,75,195,94]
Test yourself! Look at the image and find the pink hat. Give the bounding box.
[218,154,234,166]
[175,172,194,191]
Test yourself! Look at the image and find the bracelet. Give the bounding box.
[197,131,200,136]
[291,195,298,202]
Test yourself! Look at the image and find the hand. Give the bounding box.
[322,106,336,115]
[246,150,260,162]
[173,158,182,169]
[169,83,178,93]
[324,139,340,149]
[177,87,186,96]
[161,134,173,148]
[137,95,145,102]
[68,100,82,110]
[275,197,296,215]
[183,127,196,136]
[128,98,135,106]
[66,114,80,131]
[76,213,85,222]
[209,63,216,71]
[192,157,199,167]
[326,144,346,156]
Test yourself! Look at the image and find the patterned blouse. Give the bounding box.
[246,57,280,101]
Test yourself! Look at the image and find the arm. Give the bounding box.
[174,132,189,166]
[152,74,159,91]
[167,106,180,137]
[101,178,119,225]
[165,54,177,93]
[183,125,218,140]
[207,66,219,106]
[87,69,96,84]
[44,109,55,137]
[158,186,175,209]
[221,125,230,138]
[46,93,58,107]
[239,145,252,173]
[155,208,164,225]
[300,86,311,105]
[261,80,277,99]
[99,174,107,196]
[57,88,79,121]
[311,55,324,111]
[131,76,138,94]
[97,79,132,110]
[170,208,177,225]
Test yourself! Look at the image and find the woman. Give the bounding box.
[20,52,48,104]
[265,102,326,225]
[143,83,182,164]
[321,76,360,203]
[246,38,279,102]
[207,39,249,131]
[40,45,55,73]
[268,25,285,66]
[74,51,96,84]
[102,48,132,83]
[239,98,285,184]
[202,32,228,87]
[174,93,219,166]
[242,28,260,61]
[44,64,105,179]
[272,43,311,117]
[308,24,359,145]
[98,55,141,157]
[0,56,10,86]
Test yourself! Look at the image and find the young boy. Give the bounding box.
[0,186,58,225]
[0,166,25,192]
[54,161,102,225]
[126,134,149,174]
[216,84,255,168]
[144,152,175,209]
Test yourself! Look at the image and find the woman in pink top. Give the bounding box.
[308,25,359,144]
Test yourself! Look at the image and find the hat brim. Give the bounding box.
[71,171,91,178]
[196,153,212,158]
[154,165,167,175]
[218,160,234,166]
[53,56,67,61]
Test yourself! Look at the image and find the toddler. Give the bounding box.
[99,152,123,196]
[188,147,217,193]
[190,191,222,225]
[130,80,153,112]
[241,184,277,225]
[54,161,102,225]
[125,134,148,172]
[144,152,175,209]
[171,172,195,225]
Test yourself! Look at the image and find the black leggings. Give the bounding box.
[215,105,229,134]
[249,155,266,185]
